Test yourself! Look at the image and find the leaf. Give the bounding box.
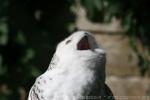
[122,12,133,32]
[15,31,26,44]
[21,48,35,63]
[30,66,42,77]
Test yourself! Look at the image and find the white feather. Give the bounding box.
[28,31,107,100]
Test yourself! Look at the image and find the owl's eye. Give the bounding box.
[66,39,71,44]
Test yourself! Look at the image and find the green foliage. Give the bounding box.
[81,0,105,22]
[0,0,75,99]
[0,92,9,100]
[81,0,150,45]
[81,0,150,76]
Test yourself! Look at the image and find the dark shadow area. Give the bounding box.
[0,0,75,99]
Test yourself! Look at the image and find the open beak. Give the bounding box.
[77,36,91,50]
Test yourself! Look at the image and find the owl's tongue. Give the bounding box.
[77,36,91,50]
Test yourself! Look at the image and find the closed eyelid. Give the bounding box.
[65,39,72,44]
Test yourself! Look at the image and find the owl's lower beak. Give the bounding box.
[77,36,91,50]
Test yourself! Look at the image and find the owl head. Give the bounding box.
[55,31,105,59]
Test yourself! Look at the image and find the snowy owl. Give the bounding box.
[28,31,115,100]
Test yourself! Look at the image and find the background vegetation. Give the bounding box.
[81,0,150,75]
[0,0,149,99]
[0,0,75,99]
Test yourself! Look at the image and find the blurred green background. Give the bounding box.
[0,0,149,100]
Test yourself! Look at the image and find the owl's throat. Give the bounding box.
[77,36,91,50]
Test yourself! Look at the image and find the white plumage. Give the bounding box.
[28,31,114,100]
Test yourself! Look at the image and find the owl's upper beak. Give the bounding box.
[77,36,91,50]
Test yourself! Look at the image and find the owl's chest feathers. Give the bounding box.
[38,61,98,98]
